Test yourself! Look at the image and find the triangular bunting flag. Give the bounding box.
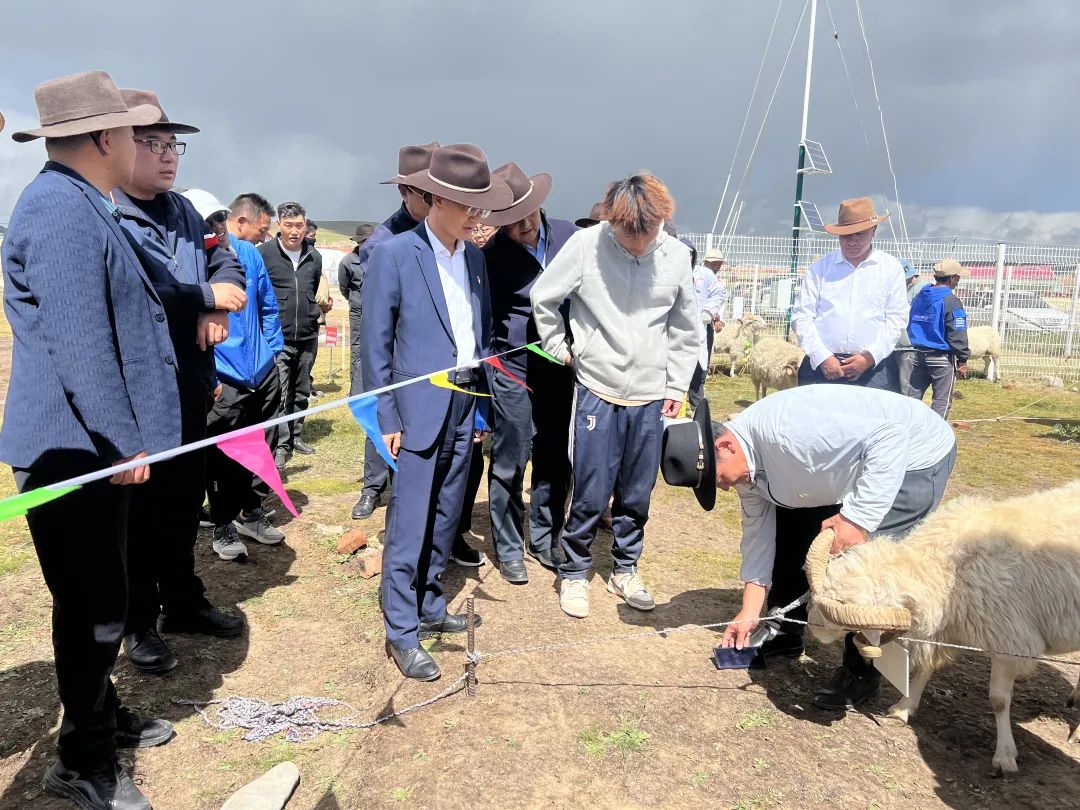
[482,356,532,392]
[525,343,565,365]
[217,428,299,517]
[347,395,398,471]
[0,485,80,523]
[429,371,491,397]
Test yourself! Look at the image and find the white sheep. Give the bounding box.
[966,325,1002,381]
[748,337,803,400]
[805,481,1080,775]
[713,314,766,377]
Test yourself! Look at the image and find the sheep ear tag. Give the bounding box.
[865,630,910,698]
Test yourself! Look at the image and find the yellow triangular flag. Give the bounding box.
[428,371,492,397]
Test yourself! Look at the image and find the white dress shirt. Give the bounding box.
[791,248,908,369]
[425,221,477,365]
[726,385,956,586]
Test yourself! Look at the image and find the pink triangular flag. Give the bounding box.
[217,428,299,517]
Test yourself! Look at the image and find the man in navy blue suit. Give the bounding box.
[2,70,178,810]
[361,144,511,680]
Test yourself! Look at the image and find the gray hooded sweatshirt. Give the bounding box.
[530,223,699,403]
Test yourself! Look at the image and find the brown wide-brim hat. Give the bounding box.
[823,196,890,236]
[353,222,376,243]
[575,201,607,228]
[485,163,552,227]
[380,140,441,185]
[13,70,162,142]
[120,89,199,134]
[399,144,513,211]
[0,112,5,133]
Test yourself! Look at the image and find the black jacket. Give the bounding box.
[259,238,323,343]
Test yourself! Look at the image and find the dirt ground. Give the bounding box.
[1,333,1079,809]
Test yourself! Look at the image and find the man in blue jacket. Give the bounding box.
[480,162,577,583]
[908,258,970,418]
[361,144,511,680]
[185,190,288,561]
[114,89,248,676]
[350,141,439,521]
[2,70,177,810]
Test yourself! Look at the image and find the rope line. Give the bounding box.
[710,0,785,234]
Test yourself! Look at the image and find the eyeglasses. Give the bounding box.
[466,206,492,220]
[134,138,186,155]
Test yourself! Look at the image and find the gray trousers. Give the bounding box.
[275,338,317,451]
[908,350,956,419]
[349,312,391,496]
[894,349,915,397]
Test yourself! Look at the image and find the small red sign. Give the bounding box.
[325,326,339,347]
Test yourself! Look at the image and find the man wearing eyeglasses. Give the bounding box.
[111,90,249,675]
[361,144,512,680]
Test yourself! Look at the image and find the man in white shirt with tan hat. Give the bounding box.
[791,196,908,391]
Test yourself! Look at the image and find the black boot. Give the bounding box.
[115,706,175,748]
[123,629,178,674]
[44,759,152,810]
[159,606,244,638]
[812,666,881,711]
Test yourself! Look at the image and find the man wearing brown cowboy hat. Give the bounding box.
[475,162,578,583]
[791,196,908,390]
[361,144,511,680]
[349,143,436,519]
[112,89,249,677]
[3,70,179,810]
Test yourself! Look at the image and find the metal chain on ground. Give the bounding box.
[175,674,467,743]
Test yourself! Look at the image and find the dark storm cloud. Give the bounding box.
[2,0,1079,241]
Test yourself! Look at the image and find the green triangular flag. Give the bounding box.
[0,485,80,522]
[525,343,565,365]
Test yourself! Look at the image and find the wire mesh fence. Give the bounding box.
[683,233,1080,382]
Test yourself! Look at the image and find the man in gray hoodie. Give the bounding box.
[531,174,698,619]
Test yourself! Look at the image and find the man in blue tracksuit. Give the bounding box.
[185,191,288,561]
[908,258,970,419]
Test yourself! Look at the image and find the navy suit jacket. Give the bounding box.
[360,222,492,452]
[0,162,180,470]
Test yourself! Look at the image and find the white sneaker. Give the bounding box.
[235,509,286,545]
[607,570,655,611]
[212,524,248,561]
[560,578,590,619]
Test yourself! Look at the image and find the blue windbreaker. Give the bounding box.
[214,234,284,388]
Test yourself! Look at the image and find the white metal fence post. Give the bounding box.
[1067,263,1080,357]
[987,242,1007,382]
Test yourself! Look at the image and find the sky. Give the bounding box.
[3,0,1080,242]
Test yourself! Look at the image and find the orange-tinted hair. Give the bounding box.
[603,174,675,236]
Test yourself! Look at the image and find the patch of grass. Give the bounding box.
[412,749,429,761]
[503,736,520,750]
[0,545,30,577]
[578,716,649,757]
[672,549,742,586]
[390,785,416,802]
[753,758,771,771]
[867,764,902,791]
[443,719,460,731]
[299,477,357,496]
[735,708,775,732]
[1049,422,1080,442]
[731,792,784,810]
[691,771,710,788]
[253,741,296,772]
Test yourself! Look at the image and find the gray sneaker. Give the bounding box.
[212,524,248,561]
[607,570,655,611]
[235,509,286,545]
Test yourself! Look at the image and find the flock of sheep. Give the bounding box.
[712,315,1004,399]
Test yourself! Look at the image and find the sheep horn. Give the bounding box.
[803,529,914,632]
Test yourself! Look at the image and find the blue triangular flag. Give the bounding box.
[348,395,398,471]
[474,401,490,432]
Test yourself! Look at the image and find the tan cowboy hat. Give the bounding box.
[933,258,970,279]
[380,141,441,185]
[703,248,725,263]
[823,196,890,236]
[575,201,607,228]
[119,89,199,134]
[398,144,513,211]
[12,70,162,143]
[485,162,552,227]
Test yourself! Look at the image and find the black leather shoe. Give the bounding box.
[123,630,177,674]
[527,547,559,572]
[115,707,174,748]
[812,666,881,711]
[274,448,289,471]
[760,631,805,659]
[419,612,483,639]
[500,559,529,584]
[292,439,316,455]
[351,492,379,520]
[160,606,244,638]
[44,759,151,810]
[450,537,487,567]
[387,643,440,681]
